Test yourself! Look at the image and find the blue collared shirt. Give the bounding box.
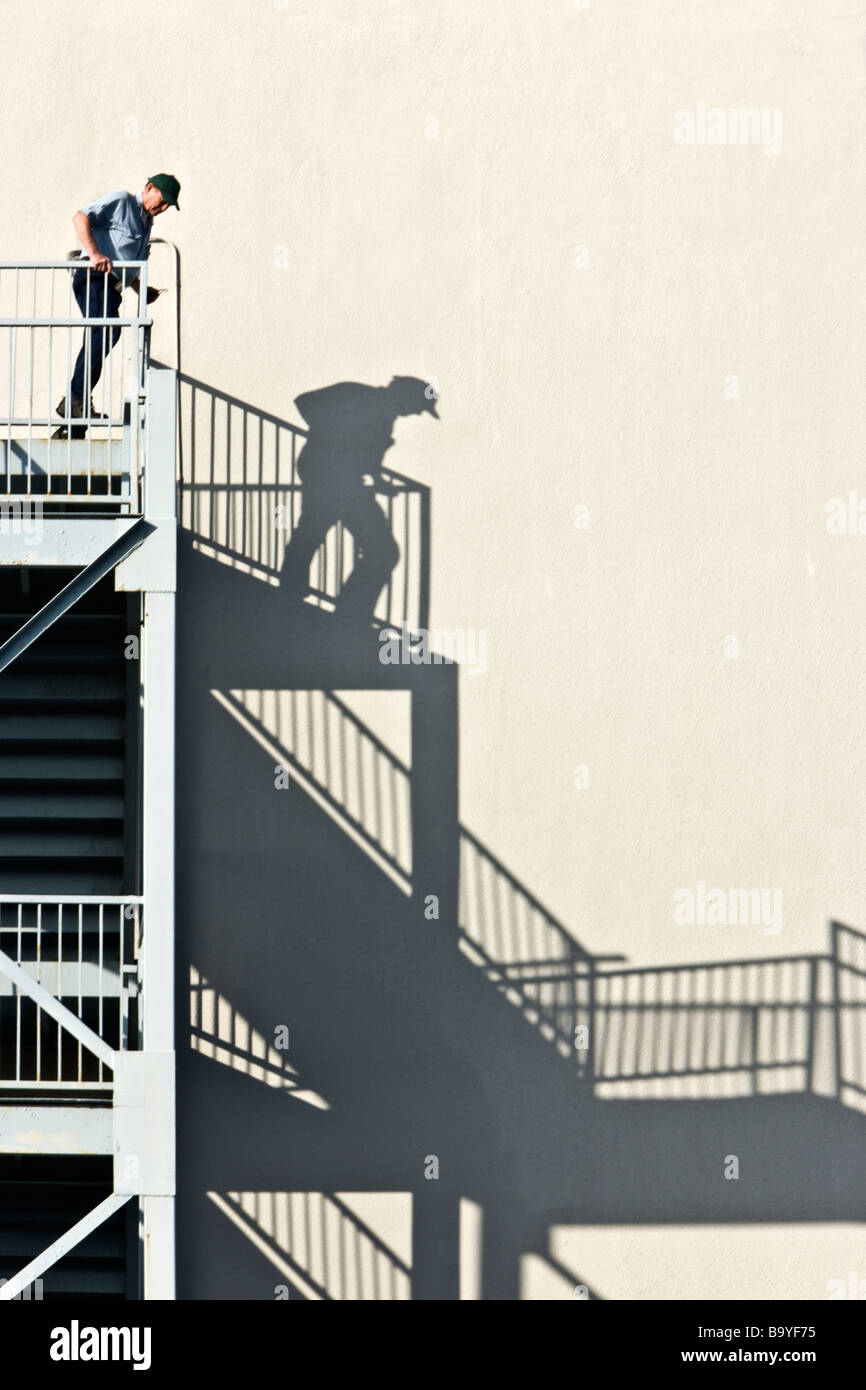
[79,190,152,268]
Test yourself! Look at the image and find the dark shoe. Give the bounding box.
[52,396,78,439]
[51,396,103,439]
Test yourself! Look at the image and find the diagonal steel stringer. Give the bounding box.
[0,517,153,675]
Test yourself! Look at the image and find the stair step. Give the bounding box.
[0,1227,121,1257]
[0,791,123,818]
[0,672,125,700]
[0,830,123,856]
[0,1266,126,1296]
[0,754,124,779]
[0,614,125,629]
[0,570,131,909]
[0,648,120,670]
[0,869,124,894]
[1,712,124,740]
[0,1155,128,1299]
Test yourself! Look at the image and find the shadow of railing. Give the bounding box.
[211,686,866,1110]
[178,371,866,1126]
[178,372,430,630]
[833,921,866,1112]
[211,686,611,1075]
[591,953,821,1100]
[212,688,413,894]
[207,1189,412,1300]
[189,963,329,1111]
[457,829,612,1075]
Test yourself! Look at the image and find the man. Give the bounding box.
[53,173,181,438]
[280,376,438,623]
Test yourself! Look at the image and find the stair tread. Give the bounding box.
[0,572,131,918]
[0,831,123,854]
[1,714,125,739]
[0,793,124,817]
[0,756,124,778]
[0,875,124,892]
[0,692,124,706]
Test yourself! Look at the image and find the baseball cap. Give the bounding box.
[147,173,181,209]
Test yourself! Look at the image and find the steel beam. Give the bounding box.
[0,516,141,568]
[0,1192,130,1300]
[0,438,127,478]
[0,1104,112,1156]
[0,518,152,673]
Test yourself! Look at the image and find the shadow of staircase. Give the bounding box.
[173,373,866,1300]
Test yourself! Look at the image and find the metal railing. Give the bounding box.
[0,260,151,505]
[0,896,142,1088]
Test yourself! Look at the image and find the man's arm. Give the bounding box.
[72,210,111,273]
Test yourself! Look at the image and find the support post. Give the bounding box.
[410,662,459,934]
[140,366,178,1298]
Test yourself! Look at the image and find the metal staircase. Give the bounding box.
[0,572,134,895]
[0,1157,129,1300]
[0,258,177,1300]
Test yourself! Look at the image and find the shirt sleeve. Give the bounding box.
[80,191,126,228]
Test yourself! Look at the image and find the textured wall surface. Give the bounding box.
[3,0,864,1299]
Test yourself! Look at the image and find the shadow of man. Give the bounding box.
[279,375,438,622]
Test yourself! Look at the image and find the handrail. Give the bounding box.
[149,239,181,375]
[0,895,143,905]
[0,260,149,268]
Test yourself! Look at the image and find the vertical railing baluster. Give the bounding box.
[27,271,36,486]
[586,957,596,1086]
[121,905,128,1052]
[56,901,62,1080]
[47,265,56,493]
[98,902,104,1082]
[15,903,22,1082]
[78,902,83,1082]
[11,269,19,483]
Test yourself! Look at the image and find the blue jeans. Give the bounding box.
[69,268,121,402]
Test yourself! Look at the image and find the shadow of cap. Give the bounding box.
[388,375,439,418]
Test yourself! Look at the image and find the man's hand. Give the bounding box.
[72,210,111,274]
